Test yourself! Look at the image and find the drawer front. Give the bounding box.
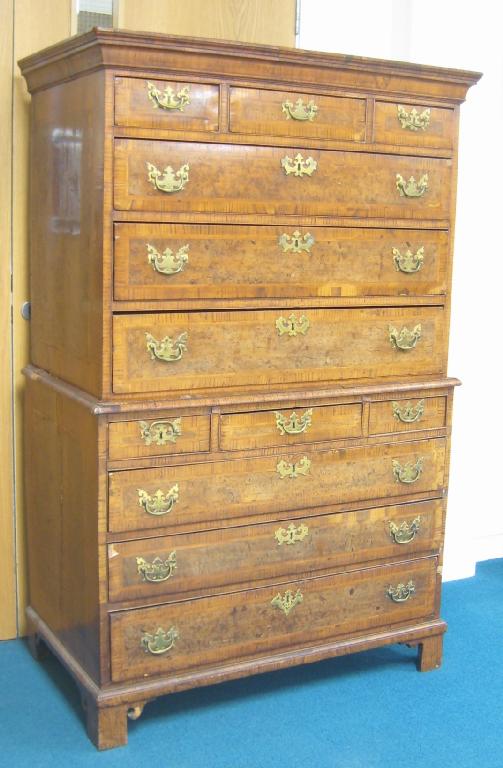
[108,414,210,461]
[114,76,219,132]
[113,139,451,219]
[112,307,446,394]
[113,223,449,301]
[369,396,447,436]
[108,499,443,603]
[229,87,366,142]
[220,403,362,451]
[109,556,437,682]
[108,437,446,533]
[374,101,454,150]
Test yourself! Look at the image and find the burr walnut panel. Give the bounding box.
[373,101,455,150]
[108,414,211,461]
[369,395,447,436]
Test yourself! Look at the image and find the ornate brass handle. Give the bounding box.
[136,552,177,582]
[397,105,431,131]
[282,98,318,121]
[276,314,310,337]
[146,162,189,193]
[138,486,179,516]
[147,81,190,111]
[389,324,421,351]
[392,458,424,484]
[387,581,416,603]
[275,408,313,435]
[141,626,179,655]
[281,153,317,177]
[396,173,429,198]
[275,523,309,546]
[147,244,189,275]
[145,332,188,362]
[392,400,425,424]
[388,517,421,544]
[139,418,182,446]
[392,246,424,273]
[271,589,303,616]
[278,231,315,254]
[276,456,311,479]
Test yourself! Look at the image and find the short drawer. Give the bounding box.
[108,414,210,461]
[114,76,219,132]
[374,101,454,150]
[109,556,438,682]
[369,396,447,436]
[113,139,451,219]
[229,86,366,142]
[107,499,443,603]
[219,402,362,451]
[112,306,446,395]
[108,437,447,533]
[113,223,449,301]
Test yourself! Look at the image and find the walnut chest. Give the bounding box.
[19,29,480,749]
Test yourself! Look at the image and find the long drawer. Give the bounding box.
[108,437,446,533]
[109,556,438,682]
[113,223,449,301]
[112,306,446,394]
[107,499,443,603]
[113,139,451,218]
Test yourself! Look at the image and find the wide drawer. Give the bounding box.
[109,556,438,682]
[107,499,443,603]
[229,86,366,142]
[108,437,447,533]
[219,402,362,451]
[113,139,451,219]
[369,395,447,436]
[374,101,455,150]
[108,413,211,461]
[113,223,449,301]
[114,76,219,132]
[112,306,446,394]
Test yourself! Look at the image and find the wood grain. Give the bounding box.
[374,101,454,150]
[109,413,211,461]
[369,395,447,435]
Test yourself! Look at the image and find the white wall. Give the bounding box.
[299,0,503,580]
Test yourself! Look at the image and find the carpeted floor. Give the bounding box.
[1,558,502,767]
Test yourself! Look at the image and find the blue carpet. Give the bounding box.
[1,558,502,767]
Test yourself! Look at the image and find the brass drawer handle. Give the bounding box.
[278,230,315,254]
[389,324,421,351]
[147,243,189,275]
[388,517,421,544]
[276,313,310,337]
[397,105,431,131]
[146,162,189,193]
[276,456,311,479]
[147,81,190,111]
[392,400,425,424]
[146,332,188,362]
[136,553,177,582]
[392,246,424,273]
[281,153,317,177]
[282,98,318,122]
[138,486,179,516]
[392,458,424,484]
[275,523,309,546]
[271,589,303,616]
[275,408,313,435]
[139,418,182,446]
[387,580,416,603]
[396,173,429,198]
[141,627,179,655]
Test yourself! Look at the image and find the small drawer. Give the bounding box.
[108,414,210,461]
[114,76,219,132]
[219,403,362,451]
[109,556,437,682]
[229,86,366,142]
[107,499,443,603]
[369,396,447,435]
[374,101,454,150]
